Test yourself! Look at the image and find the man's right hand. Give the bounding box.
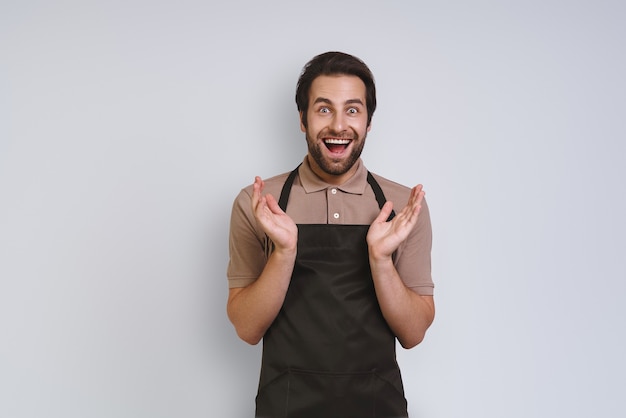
[251,176,298,254]
[227,177,298,345]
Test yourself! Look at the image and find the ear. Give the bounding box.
[367,122,372,132]
[299,111,306,132]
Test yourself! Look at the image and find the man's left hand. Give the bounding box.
[367,184,425,260]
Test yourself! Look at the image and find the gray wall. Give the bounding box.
[1,1,624,417]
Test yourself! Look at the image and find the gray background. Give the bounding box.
[1,1,625,417]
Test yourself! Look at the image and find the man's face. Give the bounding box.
[301,74,371,185]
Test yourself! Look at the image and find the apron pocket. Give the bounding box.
[256,368,407,418]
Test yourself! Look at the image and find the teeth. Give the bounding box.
[324,139,350,145]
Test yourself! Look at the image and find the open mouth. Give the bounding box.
[324,138,351,154]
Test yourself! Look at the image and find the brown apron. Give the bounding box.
[255,166,408,418]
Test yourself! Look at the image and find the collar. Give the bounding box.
[298,156,368,195]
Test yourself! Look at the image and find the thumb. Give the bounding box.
[264,193,284,215]
[373,201,394,223]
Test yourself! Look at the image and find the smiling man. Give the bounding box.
[227,51,435,418]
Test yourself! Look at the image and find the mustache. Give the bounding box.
[318,128,357,139]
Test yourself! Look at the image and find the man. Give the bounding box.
[227,51,435,417]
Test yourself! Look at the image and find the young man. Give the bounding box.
[227,51,435,417]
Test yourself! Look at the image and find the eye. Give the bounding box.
[319,107,331,113]
[347,107,358,114]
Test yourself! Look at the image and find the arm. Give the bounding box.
[367,184,435,349]
[227,177,298,345]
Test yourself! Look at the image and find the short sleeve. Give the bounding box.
[227,188,267,288]
[395,197,434,295]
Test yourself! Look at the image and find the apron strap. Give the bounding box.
[367,172,396,222]
[278,164,396,222]
[278,164,300,212]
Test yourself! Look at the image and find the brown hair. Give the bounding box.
[295,51,376,129]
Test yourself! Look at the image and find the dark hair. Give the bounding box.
[295,51,376,129]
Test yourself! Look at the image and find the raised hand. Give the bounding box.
[367,184,425,260]
[251,176,298,253]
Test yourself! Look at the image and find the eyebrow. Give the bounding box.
[313,97,365,106]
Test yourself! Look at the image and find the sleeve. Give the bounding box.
[395,197,434,295]
[226,188,268,288]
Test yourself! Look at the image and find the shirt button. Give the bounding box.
[331,188,337,194]
[333,213,340,219]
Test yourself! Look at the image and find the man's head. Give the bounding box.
[296,52,376,129]
[295,52,376,184]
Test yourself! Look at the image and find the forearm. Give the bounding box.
[369,255,435,349]
[227,248,296,345]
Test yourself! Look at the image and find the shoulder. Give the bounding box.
[368,171,431,222]
[367,172,412,205]
[368,172,411,191]
[238,171,292,201]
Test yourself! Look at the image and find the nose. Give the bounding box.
[330,112,346,133]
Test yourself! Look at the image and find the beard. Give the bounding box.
[305,128,367,176]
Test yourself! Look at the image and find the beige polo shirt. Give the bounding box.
[227,157,434,295]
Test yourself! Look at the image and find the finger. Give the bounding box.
[408,184,423,205]
[254,176,265,194]
[414,185,424,206]
[251,176,266,213]
[406,185,424,210]
[404,186,424,223]
[252,176,262,197]
[394,186,422,225]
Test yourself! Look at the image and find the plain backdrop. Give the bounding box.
[1,1,625,417]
